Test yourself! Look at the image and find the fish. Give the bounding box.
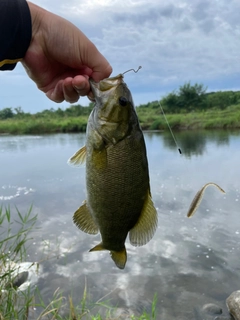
[187,182,225,218]
[68,74,158,269]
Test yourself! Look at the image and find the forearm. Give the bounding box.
[0,0,31,70]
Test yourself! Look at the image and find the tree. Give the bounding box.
[161,82,208,112]
[161,92,179,113]
[0,107,14,119]
[177,82,207,111]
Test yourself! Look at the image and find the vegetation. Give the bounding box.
[0,105,93,134]
[0,206,157,319]
[0,206,37,319]
[137,104,240,130]
[0,83,240,134]
[160,82,240,112]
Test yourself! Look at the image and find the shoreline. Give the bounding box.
[1,105,240,135]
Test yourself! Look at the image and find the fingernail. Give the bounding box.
[74,82,86,91]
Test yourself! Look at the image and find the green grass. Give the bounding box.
[0,117,88,135]
[138,104,240,130]
[0,104,240,134]
[0,205,37,319]
[0,206,157,319]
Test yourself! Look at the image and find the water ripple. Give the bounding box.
[0,185,35,200]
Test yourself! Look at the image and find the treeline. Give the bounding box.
[0,103,95,120]
[1,82,240,121]
[138,82,240,113]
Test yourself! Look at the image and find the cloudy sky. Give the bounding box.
[1,0,240,113]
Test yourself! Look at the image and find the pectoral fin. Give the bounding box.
[129,190,158,247]
[68,146,87,166]
[90,243,127,269]
[73,201,98,234]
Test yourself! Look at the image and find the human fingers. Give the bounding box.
[72,75,91,96]
[87,91,95,102]
[62,78,81,103]
[45,76,91,103]
[91,61,112,82]
[45,80,65,103]
[81,42,112,82]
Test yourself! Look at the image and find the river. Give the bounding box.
[0,131,239,319]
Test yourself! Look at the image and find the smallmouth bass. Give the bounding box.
[69,74,158,269]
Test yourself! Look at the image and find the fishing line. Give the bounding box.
[122,66,181,153]
[122,66,142,75]
[158,100,182,154]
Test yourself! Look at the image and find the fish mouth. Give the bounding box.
[89,74,123,95]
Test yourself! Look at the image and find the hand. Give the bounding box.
[22,2,112,103]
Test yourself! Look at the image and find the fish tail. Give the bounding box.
[89,242,105,252]
[110,247,127,270]
[90,243,127,269]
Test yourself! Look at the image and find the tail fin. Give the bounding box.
[89,243,105,252]
[90,243,127,269]
[110,247,127,270]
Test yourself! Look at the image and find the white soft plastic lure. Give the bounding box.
[187,182,225,218]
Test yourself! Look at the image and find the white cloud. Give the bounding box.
[0,0,239,112]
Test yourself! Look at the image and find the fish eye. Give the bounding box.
[118,96,128,106]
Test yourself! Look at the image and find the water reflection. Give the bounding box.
[0,131,240,319]
[0,133,86,153]
[0,185,35,200]
[162,130,230,157]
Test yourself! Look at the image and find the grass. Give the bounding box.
[0,117,87,135]
[0,104,240,134]
[138,104,240,130]
[0,205,37,319]
[0,206,157,319]
[33,287,157,319]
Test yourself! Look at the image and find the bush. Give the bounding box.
[0,108,14,119]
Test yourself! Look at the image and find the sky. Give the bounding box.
[1,0,240,113]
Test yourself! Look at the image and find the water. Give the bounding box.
[0,131,240,319]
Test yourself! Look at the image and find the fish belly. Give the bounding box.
[86,130,149,251]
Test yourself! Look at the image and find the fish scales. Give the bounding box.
[86,129,149,250]
[69,74,158,269]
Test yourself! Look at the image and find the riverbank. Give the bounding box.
[137,104,240,130]
[0,104,239,134]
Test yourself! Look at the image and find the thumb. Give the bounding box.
[81,41,112,82]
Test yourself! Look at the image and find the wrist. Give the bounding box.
[27,1,46,39]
